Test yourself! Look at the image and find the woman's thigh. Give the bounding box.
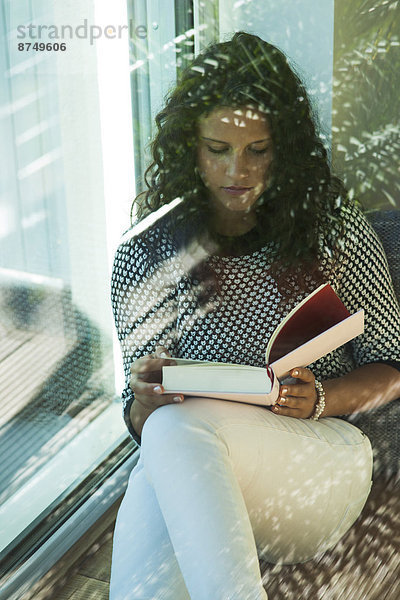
[148,397,373,564]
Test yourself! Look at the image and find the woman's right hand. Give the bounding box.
[129,346,184,412]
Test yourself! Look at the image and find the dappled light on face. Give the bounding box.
[195,106,273,231]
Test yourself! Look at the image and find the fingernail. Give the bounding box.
[280,397,286,404]
[281,387,288,395]
[273,405,279,412]
[173,396,183,403]
[160,351,169,358]
[292,370,299,376]
[153,385,163,394]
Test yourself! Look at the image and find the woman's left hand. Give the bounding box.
[272,367,317,419]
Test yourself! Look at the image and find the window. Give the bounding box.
[0,0,136,578]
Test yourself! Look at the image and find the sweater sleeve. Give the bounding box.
[335,204,400,368]
[111,228,179,444]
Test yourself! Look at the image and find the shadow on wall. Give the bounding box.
[332,0,400,211]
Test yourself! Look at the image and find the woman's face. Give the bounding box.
[196,106,273,217]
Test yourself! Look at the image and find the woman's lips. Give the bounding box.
[222,186,253,196]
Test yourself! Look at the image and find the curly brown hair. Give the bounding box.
[133,31,350,287]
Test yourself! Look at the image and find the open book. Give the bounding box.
[161,283,364,406]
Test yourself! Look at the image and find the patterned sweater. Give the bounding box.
[111,203,400,444]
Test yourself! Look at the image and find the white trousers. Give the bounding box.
[109,398,373,600]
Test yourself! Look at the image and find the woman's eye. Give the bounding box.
[205,145,270,155]
[250,147,269,155]
[207,146,228,154]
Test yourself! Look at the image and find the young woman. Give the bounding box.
[109,32,400,600]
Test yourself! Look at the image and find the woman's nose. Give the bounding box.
[226,152,249,179]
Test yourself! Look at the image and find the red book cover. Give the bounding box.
[267,284,351,364]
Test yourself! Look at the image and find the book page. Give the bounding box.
[162,364,271,394]
[170,357,263,371]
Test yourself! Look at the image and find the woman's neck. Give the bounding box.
[210,209,257,237]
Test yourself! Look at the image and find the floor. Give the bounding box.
[39,474,399,600]
[53,530,113,600]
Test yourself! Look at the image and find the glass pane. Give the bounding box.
[0,0,134,569]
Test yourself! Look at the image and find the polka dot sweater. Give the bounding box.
[111,204,400,444]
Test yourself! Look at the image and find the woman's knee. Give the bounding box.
[141,403,180,449]
[141,398,220,452]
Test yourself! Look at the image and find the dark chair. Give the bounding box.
[348,210,400,479]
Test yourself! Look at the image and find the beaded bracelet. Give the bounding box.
[310,379,326,421]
